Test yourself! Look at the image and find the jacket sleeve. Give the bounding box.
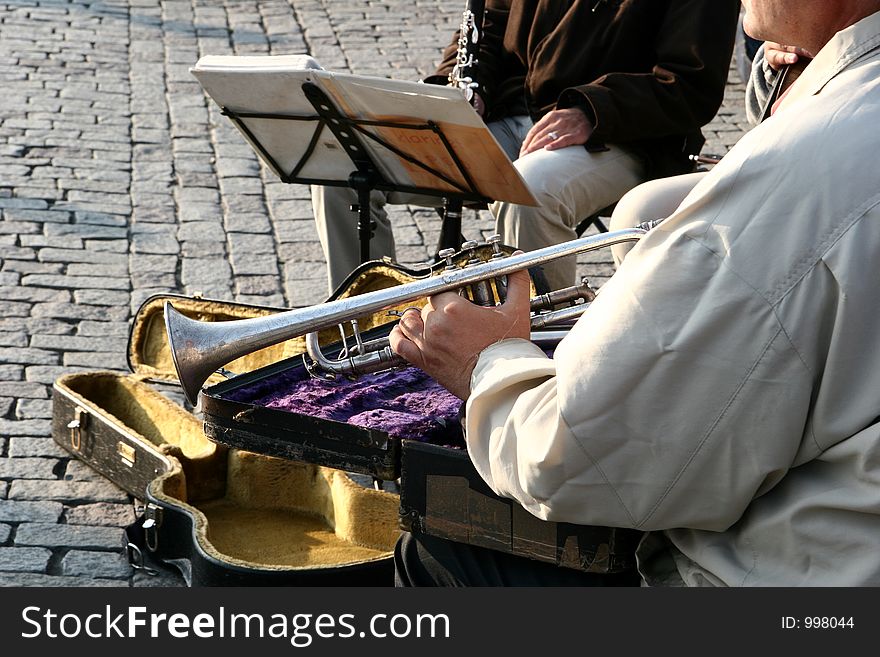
[465,214,812,532]
[558,0,740,145]
[423,0,510,110]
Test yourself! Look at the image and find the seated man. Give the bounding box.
[312,0,739,293]
[389,0,880,586]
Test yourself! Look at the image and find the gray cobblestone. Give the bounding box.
[0,546,52,573]
[0,573,125,587]
[44,222,128,240]
[77,320,130,337]
[0,332,27,348]
[9,479,128,504]
[0,523,9,541]
[0,383,47,399]
[64,502,135,527]
[0,365,23,381]
[61,549,132,579]
[2,260,64,275]
[2,318,73,336]
[63,460,110,482]
[31,302,128,322]
[0,285,70,303]
[8,437,69,458]
[66,262,130,278]
[0,457,57,479]
[15,522,126,550]
[0,301,33,318]
[73,289,131,307]
[0,198,47,211]
[132,231,181,255]
[0,347,59,366]
[0,500,64,523]
[63,351,128,370]
[26,365,92,385]
[30,334,128,353]
[22,274,130,290]
[15,399,53,419]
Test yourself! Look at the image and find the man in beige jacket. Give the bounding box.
[391,0,880,586]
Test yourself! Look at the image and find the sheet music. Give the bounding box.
[190,55,537,205]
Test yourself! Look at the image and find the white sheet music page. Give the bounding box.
[191,55,536,205]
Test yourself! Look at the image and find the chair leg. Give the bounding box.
[575,213,609,237]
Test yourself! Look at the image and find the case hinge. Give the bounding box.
[67,406,89,451]
[142,503,164,552]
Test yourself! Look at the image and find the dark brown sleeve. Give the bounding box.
[558,0,740,146]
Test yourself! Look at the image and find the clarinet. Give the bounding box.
[449,0,486,104]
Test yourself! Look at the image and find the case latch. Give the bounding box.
[116,441,136,467]
[67,407,89,451]
[142,503,164,552]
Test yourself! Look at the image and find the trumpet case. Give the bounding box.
[51,292,401,586]
[196,294,642,575]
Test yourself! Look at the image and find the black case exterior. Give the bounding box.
[137,493,393,587]
[399,442,641,573]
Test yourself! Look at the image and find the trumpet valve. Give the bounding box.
[460,240,496,306]
[487,234,504,260]
[438,247,457,271]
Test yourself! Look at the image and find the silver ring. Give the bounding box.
[548,131,559,140]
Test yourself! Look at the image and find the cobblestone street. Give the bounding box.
[0,0,752,586]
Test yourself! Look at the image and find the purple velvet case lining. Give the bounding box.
[225,364,466,447]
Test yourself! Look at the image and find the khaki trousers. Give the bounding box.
[608,171,708,265]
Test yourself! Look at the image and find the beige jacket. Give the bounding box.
[465,12,880,586]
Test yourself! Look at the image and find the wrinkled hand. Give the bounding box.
[764,42,813,71]
[389,268,532,400]
[520,107,593,157]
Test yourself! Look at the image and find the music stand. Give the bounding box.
[190,55,536,262]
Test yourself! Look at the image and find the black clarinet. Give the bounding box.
[438,1,486,255]
[449,0,486,104]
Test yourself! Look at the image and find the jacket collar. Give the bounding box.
[775,9,880,114]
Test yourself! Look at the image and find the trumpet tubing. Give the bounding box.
[165,227,649,405]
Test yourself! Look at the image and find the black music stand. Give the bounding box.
[191,57,536,264]
[222,83,489,261]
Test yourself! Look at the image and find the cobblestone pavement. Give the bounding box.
[0,0,752,586]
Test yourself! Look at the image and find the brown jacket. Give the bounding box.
[429,0,740,177]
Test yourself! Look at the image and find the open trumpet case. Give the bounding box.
[51,282,407,586]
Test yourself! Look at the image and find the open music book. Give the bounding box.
[190,55,536,206]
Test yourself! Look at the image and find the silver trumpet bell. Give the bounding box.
[165,227,650,405]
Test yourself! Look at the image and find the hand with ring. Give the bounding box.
[520,107,594,157]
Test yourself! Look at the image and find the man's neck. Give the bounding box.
[801,2,880,55]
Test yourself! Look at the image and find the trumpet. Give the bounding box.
[165,227,650,405]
